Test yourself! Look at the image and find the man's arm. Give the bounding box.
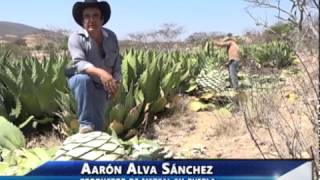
[213,40,230,47]
[68,33,117,95]
[85,66,117,96]
[68,33,94,72]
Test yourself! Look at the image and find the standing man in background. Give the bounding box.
[66,0,121,133]
[214,33,241,89]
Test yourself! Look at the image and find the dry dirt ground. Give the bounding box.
[143,93,317,160]
[143,55,318,160]
[144,102,316,159]
[143,108,262,159]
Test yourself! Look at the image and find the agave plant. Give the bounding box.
[107,44,233,136]
[54,90,78,136]
[0,147,55,175]
[108,48,198,136]
[0,116,25,150]
[0,85,9,118]
[269,41,295,68]
[125,136,173,160]
[199,41,228,69]
[106,84,144,135]
[0,52,70,127]
[249,41,295,68]
[0,115,57,175]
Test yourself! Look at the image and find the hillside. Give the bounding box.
[0,21,67,50]
[0,21,40,38]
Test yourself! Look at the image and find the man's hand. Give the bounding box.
[213,40,229,47]
[99,71,118,96]
[109,80,120,98]
[213,40,222,46]
[85,67,118,96]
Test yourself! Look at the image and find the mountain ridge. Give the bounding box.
[0,21,42,38]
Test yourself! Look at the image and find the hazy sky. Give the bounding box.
[0,0,292,40]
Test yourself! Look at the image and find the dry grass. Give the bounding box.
[241,54,318,162]
[25,130,62,149]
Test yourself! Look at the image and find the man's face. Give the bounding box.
[82,7,103,33]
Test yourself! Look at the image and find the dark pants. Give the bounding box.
[228,59,240,88]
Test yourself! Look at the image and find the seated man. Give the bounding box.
[66,0,121,133]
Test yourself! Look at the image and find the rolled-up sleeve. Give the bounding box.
[68,33,94,72]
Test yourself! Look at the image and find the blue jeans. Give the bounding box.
[68,74,108,131]
[228,60,240,88]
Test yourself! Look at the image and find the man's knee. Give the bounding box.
[68,74,94,91]
[71,74,94,86]
[75,73,92,83]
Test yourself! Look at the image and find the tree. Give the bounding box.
[262,22,295,41]
[127,23,185,50]
[128,32,148,43]
[244,0,319,174]
[245,0,318,39]
[244,0,318,86]
[185,31,225,44]
[155,23,184,42]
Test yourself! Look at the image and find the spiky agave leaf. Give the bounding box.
[127,136,173,160]
[123,103,143,130]
[0,55,68,125]
[160,69,180,97]
[109,104,126,124]
[110,83,126,105]
[124,83,135,115]
[149,93,167,114]
[0,116,25,150]
[134,87,144,105]
[109,121,125,135]
[138,59,160,103]
[54,90,77,134]
[0,147,55,176]
[0,96,8,118]
[122,52,137,91]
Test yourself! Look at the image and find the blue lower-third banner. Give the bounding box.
[0,160,313,180]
